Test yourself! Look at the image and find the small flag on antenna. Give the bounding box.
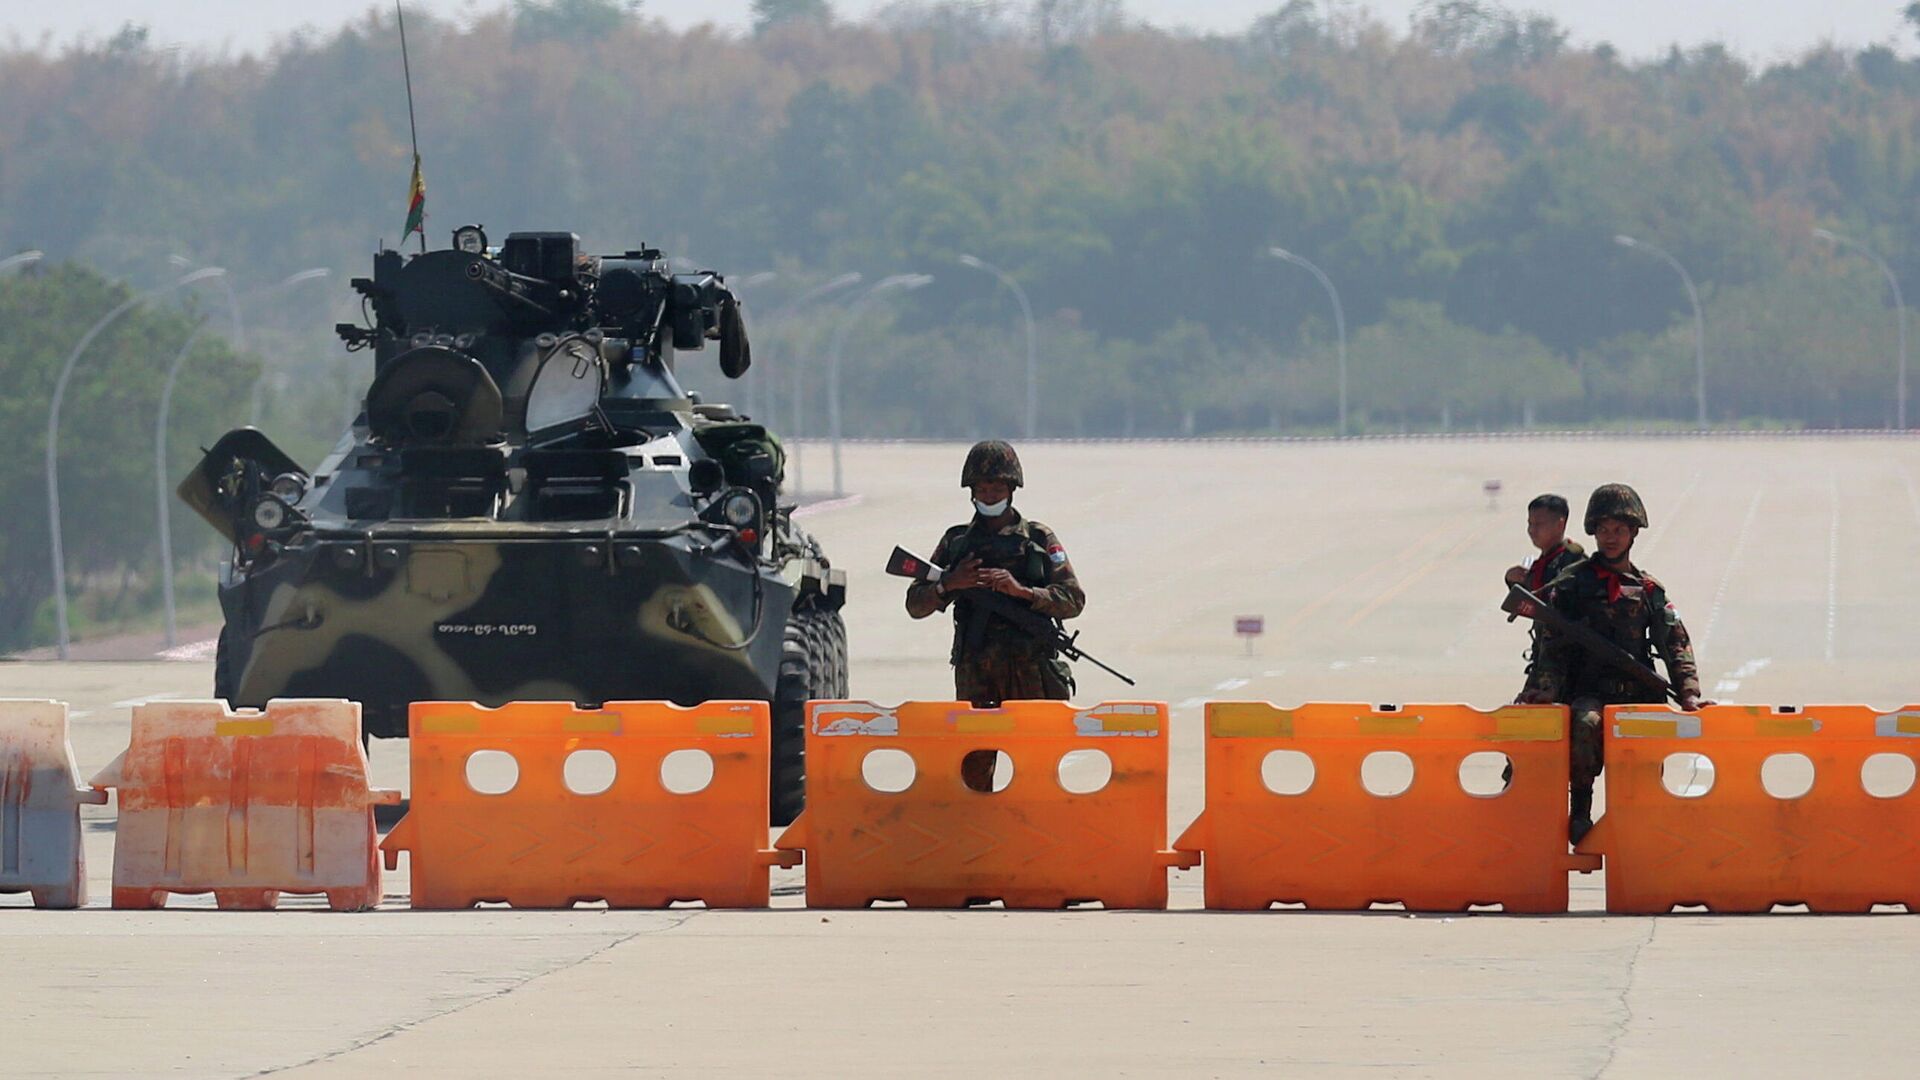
[403,152,426,240]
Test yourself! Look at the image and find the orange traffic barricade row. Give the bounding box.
[382,700,796,908]
[1579,704,1920,913]
[777,700,1192,909]
[1175,702,1599,913]
[1,701,108,909]
[90,699,397,911]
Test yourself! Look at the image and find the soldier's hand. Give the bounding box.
[976,568,1029,598]
[1515,688,1554,705]
[1678,694,1714,712]
[941,557,985,592]
[1504,565,1526,586]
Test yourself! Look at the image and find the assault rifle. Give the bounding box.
[886,546,1135,687]
[1503,582,1678,704]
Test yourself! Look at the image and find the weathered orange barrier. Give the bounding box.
[1174,702,1599,912]
[776,700,1191,908]
[91,700,398,911]
[1579,704,1920,913]
[1,701,108,908]
[382,701,795,908]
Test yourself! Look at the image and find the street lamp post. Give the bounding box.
[829,274,934,498]
[766,273,862,495]
[1616,234,1708,431]
[155,268,329,648]
[958,255,1038,440]
[46,266,226,659]
[1,250,45,276]
[1814,228,1908,430]
[1267,247,1348,436]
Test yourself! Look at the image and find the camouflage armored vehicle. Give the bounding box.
[179,227,846,823]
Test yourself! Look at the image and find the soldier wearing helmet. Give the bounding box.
[906,441,1086,791]
[1522,483,1707,843]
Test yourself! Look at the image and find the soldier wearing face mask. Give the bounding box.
[905,440,1086,791]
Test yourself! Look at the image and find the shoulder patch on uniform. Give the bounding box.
[1047,543,1068,565]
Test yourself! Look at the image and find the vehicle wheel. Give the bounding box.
[823,608,850,697]
[769,606,813,827]
[213,624,235,703]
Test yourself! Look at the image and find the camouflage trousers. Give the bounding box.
[1569,695,1607,790]
[953,652,1074,791]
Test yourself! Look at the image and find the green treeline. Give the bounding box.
[5,0,1920,446]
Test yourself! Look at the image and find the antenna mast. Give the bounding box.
[397,2,426,254]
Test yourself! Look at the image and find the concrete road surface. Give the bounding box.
[3,437,1918,1077]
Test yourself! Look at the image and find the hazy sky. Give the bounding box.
[4,1,1912,62]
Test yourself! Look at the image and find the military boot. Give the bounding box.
[1568,786,1595,845]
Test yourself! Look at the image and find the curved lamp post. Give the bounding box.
[828,274,934,498]
[0,250,45,276]
[1814,228,1908,430]
[958,254,1038,440]
[770,273,863,495]
[155,268,329,648]
[1616,234,1708,431]
[46,266,226,658]
[1267,246,1348,436]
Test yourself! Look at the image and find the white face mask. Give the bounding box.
[973,497,1011,518]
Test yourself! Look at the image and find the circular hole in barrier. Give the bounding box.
[975,749,1015,793]
[1057,749,1113,794]
[1760,752,1815,800]
[1260,750,1316,796]
[1459,751,1512,797]
[659,749,715,795]
[1862,752,1917,798]
[861,748,917,793]
[1360,751,1414,797]
[1661,752,1716,797]
[563,749,617,796]
[464,749,520,795]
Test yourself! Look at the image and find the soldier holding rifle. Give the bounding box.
[1515,483,1709,843]
[898,441,1089,791]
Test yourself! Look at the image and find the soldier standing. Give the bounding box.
[1509,493,1585,700]
[1523,483,1707,844]
[905,441,1086,791]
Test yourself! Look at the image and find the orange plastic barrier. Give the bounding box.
[1,701,108,909]
[382,701,795,908]
[1174,702,1599,913]
[776,700,1191,909]
[90,700,398,911]
[1579,704,1920,913]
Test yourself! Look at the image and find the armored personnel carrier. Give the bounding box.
[179,227,846,823]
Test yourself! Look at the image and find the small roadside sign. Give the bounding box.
[1235,616,1264,656]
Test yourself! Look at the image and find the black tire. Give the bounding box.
[769,603,853,827]
[770,607,813,827]
[213,624,235,703]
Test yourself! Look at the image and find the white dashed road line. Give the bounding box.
[1699,489,1762,656]
[1826,475,1840,663]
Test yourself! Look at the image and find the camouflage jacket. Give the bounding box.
[1530,555,1702,704]
[905,510,1085,664]
[1523,539,1586,594]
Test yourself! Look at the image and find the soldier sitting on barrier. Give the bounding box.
[904,441,1086,792]
[1520,483,1709,844]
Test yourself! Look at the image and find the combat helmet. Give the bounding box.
[961,440,1024,488]
[1584,483,1649,534]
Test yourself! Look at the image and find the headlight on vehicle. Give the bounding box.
[268,472,308,502]
[721,489,758,529]
[252,496,290,531]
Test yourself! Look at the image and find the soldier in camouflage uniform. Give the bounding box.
[1506,493,1586,700]
[905,441,1086,791]
[1522,483,1707,844]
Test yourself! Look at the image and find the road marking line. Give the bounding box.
[1635,469,1700,559]
[110,693,181,709]
[1698,489,1762,656]
[1341,516,1500,629]
[1213,678,1248,692]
